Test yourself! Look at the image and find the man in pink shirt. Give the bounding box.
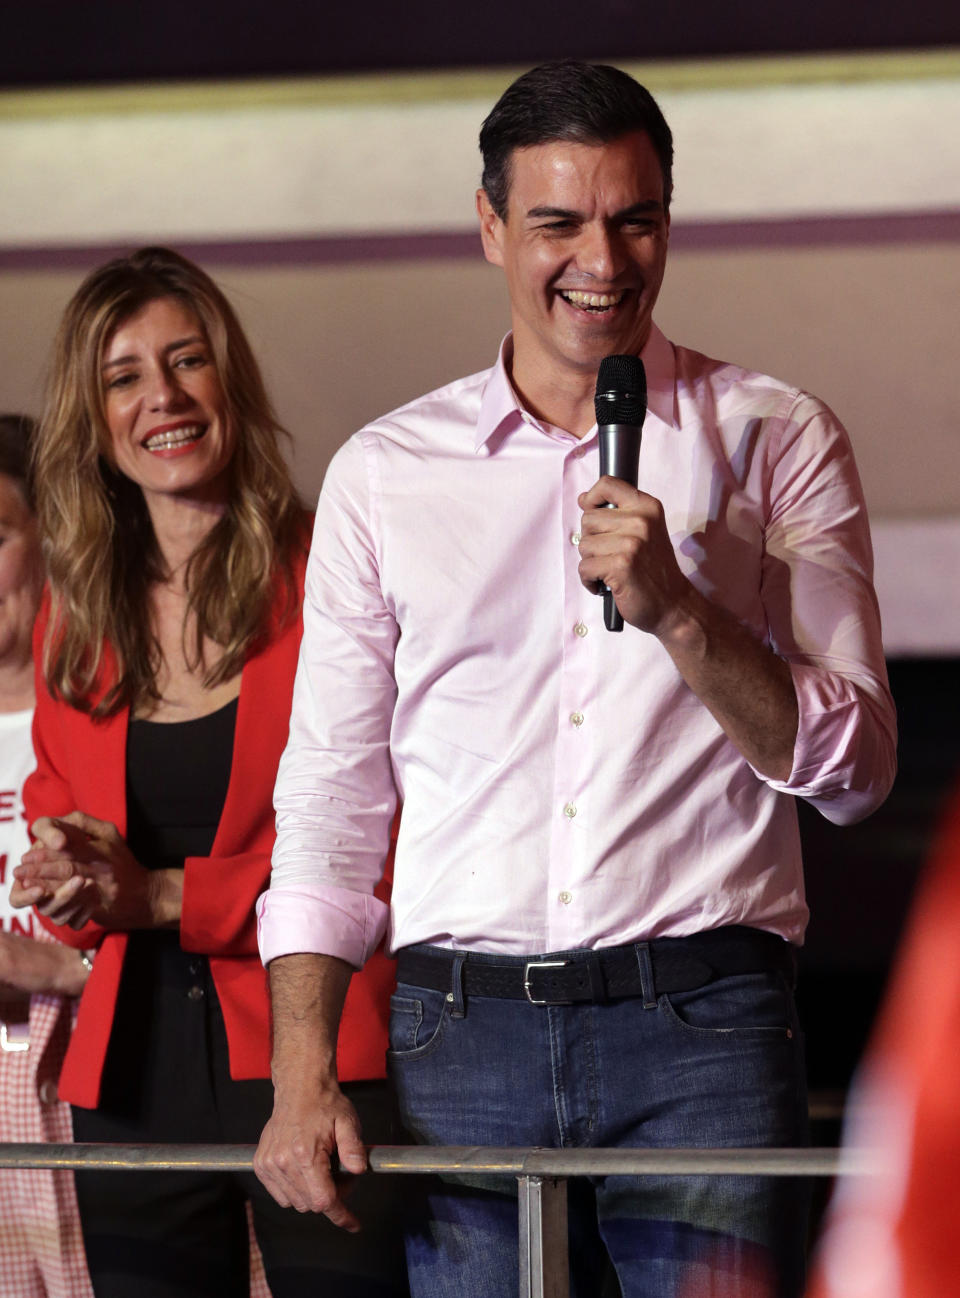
[254,61,896,1298]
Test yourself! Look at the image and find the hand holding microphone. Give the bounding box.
[579,353,692,639]
[594,354,647,632]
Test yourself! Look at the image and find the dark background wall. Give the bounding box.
[797,659,960,1095]
[5,1,960,87]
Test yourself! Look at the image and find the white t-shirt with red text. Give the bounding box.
[0,707,36,938]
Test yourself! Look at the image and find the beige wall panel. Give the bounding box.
[1,237,957,517]
[217,257,510,502]
[5,55,960,245]
[0,271,72,419]
[654,241,960,521]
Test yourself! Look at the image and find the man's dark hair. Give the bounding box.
[480,60,674,220]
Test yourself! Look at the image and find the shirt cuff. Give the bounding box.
[775,663,862,790]
[757,661,895,824]
[256,883,389,969]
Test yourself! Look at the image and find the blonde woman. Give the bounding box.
[12,249,405,1298]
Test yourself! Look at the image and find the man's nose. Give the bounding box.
[577,224,624,281]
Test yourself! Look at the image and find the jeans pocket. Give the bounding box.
[387,986,449,1060]
[660,971,798,1040]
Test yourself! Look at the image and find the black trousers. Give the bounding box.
[72,935,408,1298]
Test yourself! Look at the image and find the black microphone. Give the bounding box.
[594,354,647,632]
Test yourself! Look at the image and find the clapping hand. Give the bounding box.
[12,811,176,932]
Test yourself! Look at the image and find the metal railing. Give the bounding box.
[0,1143,880,1298]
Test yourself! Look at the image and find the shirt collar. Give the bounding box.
[474,335,525,453]
[639,324,679,432]
[474,325,678,454]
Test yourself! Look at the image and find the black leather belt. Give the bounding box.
[396,926,795,1007]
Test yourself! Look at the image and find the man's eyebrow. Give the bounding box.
[616,200,664,218]
[526,205,581,221]
[101,335,205,371]
[525,200,664,222]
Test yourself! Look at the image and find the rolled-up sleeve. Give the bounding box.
[755,395,897,825]
[258,434,399,967]
[256,882,388,968]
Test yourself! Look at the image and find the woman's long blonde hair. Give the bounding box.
[36,246,306,716]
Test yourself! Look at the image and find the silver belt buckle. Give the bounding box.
[523,959,570,1006]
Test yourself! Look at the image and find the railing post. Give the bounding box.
[518,1174,569,1298]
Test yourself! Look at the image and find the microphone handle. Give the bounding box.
[603,588,623,633]
[598,423,641,484]
[598,424,642,633]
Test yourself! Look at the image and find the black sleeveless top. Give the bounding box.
[126,696,238,870]
[96,698,239,1110]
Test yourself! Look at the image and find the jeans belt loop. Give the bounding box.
[449,953,467,1019]
[586,954,607,1003]
[634,942,657,1009]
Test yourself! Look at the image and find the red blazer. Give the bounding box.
[25,565,396,1109]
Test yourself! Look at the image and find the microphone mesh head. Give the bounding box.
[594,354,647,425]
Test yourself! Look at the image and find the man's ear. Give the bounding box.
[476,189,505,268]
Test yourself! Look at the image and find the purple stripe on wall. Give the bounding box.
[0,231,481,271]
[1,210,958,271]
[670,209,960,250]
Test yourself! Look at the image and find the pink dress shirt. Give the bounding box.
[258,326,896,967]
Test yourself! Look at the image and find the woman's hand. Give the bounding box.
[13,812,183,932]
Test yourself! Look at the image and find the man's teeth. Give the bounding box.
[144,426,204,450]
[561,290,624,310]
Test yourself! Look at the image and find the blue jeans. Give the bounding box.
[388,944,809,1298]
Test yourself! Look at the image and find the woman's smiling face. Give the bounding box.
[101,295,236,512]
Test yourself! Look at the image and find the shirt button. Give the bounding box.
[563,802,577,819]
[570,530,581,546]
[572,447,586,460]
[570,711,584,728]
[39,1080,59,1105]
[187,985,205,1001]
[558,891,573,905]
[574,621,588,638]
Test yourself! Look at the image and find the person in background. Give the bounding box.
[0,411,94,1297]
[11,249,406,1298]
[806,789,960,1298]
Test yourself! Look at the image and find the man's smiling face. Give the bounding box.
[478,130,670,405]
